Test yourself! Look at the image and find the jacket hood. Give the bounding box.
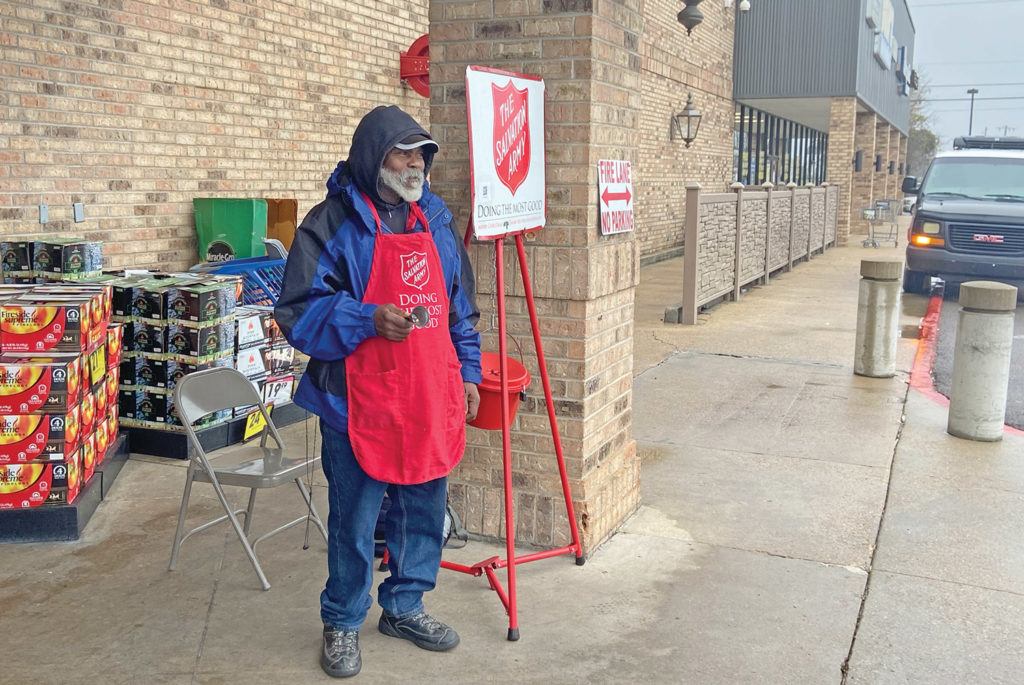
[325,105,436,200]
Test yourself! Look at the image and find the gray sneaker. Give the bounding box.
[378,611,460,651]
[321,624,361,678]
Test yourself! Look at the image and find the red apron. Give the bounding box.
[345,197,466,484]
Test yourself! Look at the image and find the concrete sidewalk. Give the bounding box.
[3,241,1024,684]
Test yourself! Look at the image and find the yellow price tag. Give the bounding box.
[243,406,270,441]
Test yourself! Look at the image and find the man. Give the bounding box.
[275,105,482,678]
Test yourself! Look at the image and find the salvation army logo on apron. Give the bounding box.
[400,251,429,290]
[491,81,531,195]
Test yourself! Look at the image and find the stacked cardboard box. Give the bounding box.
[117,275,239,430]
[234,306,296,415]
[1,238,104,284]
[0,280,119,509]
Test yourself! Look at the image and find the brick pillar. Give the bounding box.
[852,110,877,235]
[826,97,856,246]
[430,0,641,553]
[874,119,890,202]
[899,133,910,176]
[886,124,900,198]
[898,133,910,203]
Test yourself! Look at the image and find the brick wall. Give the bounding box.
[636,0,736,260]
[886,123,900,199]
[430,0,644,553]
[874,120,890,202]
[0,0,431,268]
[852,111,877,235]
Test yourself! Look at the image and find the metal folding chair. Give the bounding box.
[168,367,327,590]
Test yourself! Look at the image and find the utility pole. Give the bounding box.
[967,88,979,135]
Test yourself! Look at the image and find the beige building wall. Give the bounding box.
[0,0,431,267]
[636,0,737,260]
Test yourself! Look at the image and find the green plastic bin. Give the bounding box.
[193,198,268,263]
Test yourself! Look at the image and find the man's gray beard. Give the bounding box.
[379,167,425,203]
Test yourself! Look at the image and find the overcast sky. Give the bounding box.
[906,0,1024,148]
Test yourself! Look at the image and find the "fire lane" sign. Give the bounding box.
[598,159,634,235]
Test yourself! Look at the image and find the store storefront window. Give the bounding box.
[734,105,828,187]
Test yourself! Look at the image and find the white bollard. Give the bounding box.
[854,259,903,378]
[947,281,1018,442]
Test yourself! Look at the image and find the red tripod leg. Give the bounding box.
[514,234,584,563]
[494,237,519,641]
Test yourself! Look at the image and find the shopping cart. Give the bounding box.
[190,256,286,306]
[860,197,901,248]
[188,238,288,306]
[860,199,899,248]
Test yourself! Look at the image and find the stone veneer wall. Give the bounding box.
[810,188,826,254]
[826,183,838,245]
[684,184,838,315]
[696,193,737,303]
[0,0,431,268]
[739,195,767,284]
[792,189,811,261]
[769,194,792,272]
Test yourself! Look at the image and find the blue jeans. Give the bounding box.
[319,421,448,631]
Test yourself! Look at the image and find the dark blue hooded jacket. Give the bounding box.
[275,105,482,434]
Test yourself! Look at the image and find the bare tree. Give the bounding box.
[906,72,938,177]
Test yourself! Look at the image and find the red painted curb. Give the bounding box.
[909,289,1024,436]
[909,290,948,406]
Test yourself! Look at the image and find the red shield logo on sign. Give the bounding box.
[400,252,429,290]
[491,81,531,195]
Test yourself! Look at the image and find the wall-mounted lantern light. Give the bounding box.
[899,162,904,175]
[677,0,704,35]
[874,154,883,172]
[670,93,703,147]
[739,0,751,9]
[852,150,863,172]
[888,161,895,175]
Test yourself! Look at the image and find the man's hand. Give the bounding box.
[373,303,414,342]
[464,382,480,423]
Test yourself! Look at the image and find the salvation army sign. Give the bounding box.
[492,80,530,194]
[466,66,546,240]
